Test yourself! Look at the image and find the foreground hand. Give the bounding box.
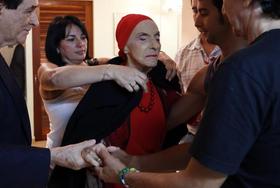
[158,51,177,81]
[50,139,96,170]
[81,143,107,167]
[83,147,126,183]
[96,148,126,183]
[107,146,134,167]
[106,65,148,92]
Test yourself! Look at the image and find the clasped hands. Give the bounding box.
[81,143,129,184]
[50,140,128,183]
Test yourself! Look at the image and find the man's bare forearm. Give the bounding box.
[131,143,191,172]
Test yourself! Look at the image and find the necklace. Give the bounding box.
[138,81,155,113]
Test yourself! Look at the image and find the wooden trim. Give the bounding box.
[33,0,93,140]
[32,25,44,141]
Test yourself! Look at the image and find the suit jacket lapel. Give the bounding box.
[0,54,31,144]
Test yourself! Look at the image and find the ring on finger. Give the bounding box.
[93,156,102,165]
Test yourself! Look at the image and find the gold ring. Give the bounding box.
[94,156,102,164]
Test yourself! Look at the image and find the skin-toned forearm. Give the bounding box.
[38,62,147,94]
[49,139,96,170]
[167,66,209,130]
[125,170,221,188]
[131,143,191,172]
[39,64,112,91]
[125,171,193,188]
[86,148,226,187]
[125,158,225,188]
[167,93,206,130]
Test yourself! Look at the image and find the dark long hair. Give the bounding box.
[259,0,280,18]
[45,15,91,67]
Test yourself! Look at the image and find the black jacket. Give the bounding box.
[48,57,180,188]
[0,55,49,188]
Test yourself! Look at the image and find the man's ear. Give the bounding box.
[56,48,60,54]
[243,0,253,7]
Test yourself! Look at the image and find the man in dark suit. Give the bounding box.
[0,0,96,187]
[10,44,26,96]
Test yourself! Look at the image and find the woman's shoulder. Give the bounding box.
[37,62,58,80]
[38,61,58,72]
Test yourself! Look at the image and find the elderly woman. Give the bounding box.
[48,14,181,188]
[84,0,280,188]
[38,16,148,150]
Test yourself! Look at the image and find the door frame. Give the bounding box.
[32,0,93,140]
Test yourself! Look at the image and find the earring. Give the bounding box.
[124,46,129,54]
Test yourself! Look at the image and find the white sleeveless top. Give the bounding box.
[43,87,87,148]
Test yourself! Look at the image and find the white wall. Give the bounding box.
[25,32,34,137]
[18,0,197,139]
[93,0,183,59]
[181,0,199,46]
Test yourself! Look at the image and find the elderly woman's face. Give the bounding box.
[125,20,161,71]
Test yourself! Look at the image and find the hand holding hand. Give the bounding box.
[158,51,177,81]
[107,146,135,167]
[81,143,107,167]
[104,65,148,92]
[83,146,126,184]
[50,139,96,170]
[96,148,127,183]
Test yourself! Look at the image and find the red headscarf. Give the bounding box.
[116,14,152,58]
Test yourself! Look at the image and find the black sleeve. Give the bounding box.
[149,60,181,92]
[0,145,50,188]
[51,81,142,188]
[62,81,142,145]
[10,44,26,95]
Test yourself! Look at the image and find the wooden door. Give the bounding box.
[32,0,93,140]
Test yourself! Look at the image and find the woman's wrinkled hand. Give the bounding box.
[82,144,126,184]
[81,143,107,167]
[158,51,177,81]
[106,65,148,92]
[50,139,96,170]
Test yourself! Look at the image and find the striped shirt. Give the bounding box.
[175,36,221,93]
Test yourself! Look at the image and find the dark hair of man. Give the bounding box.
[0,0,23,9]
[212,0,224,23]
[259,0,280,18]
[45,15,91,67]
[195,0,224,24]
[212,0,222,12]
